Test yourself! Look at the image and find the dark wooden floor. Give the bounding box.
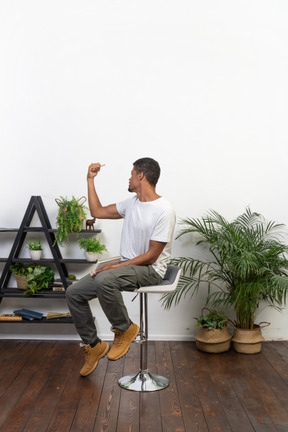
[1,340,288,432]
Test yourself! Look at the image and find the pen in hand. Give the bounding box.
[90,164,105,172]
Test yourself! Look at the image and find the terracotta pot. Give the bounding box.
[195,326,232,353]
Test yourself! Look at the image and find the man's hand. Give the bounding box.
[87,162,104,180]
[90,263,121,279]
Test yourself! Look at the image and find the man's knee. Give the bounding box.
[66,275,91,301]
[95,269,113,284]
[65,284,77,302]
[94,270,117,291]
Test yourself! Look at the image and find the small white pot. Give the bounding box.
[29,250,43,260]
[85,252,98,262]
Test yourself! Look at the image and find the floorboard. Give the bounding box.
[0,340,288,432]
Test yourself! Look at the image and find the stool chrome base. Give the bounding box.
[118,268,181,392]
[118,370,169,392]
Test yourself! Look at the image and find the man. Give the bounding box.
[66,157,176,377]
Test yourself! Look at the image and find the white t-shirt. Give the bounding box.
[116,196,176,278]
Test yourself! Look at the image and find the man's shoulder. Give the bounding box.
[119,196,138,207]
[154,197,174,211]
[116,196,138,214]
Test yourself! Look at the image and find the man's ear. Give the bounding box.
[138,172,145,181]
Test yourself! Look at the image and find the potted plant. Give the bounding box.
[10,263,28,290]
[25,265,55,296]
[78,237,106,261]
[194,308,232,353]
[27,240,43,260]
[54,196,88,246]
[10,263,55,295]
[162,208,288,354]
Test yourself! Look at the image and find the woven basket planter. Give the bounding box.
[232,324,268,354]
[195,326,232,353]
[15,275,27,290]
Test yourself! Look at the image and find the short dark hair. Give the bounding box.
[133,157,161,187]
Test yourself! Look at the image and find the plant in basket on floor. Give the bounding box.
[194,308,232,353]
[162,208,288,354]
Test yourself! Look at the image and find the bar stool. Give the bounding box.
[118,265,181,392]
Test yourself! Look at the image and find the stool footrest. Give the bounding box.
[118,370,169,392]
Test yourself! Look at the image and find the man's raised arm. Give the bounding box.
[87,163,122,220]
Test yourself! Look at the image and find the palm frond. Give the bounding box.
[162,258,216,309]
[165,207,288,328]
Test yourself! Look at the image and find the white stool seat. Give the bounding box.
[118,265,181,392]
[135,265,181,294]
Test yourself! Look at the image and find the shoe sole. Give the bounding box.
[80,342,110,377]
[107,325,140,361]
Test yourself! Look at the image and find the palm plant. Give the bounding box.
[163,208,288,329]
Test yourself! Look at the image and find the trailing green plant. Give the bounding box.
[25,265,55,296]
[54,196,88,246]
[78,237,106,254]
[27,240,42,250]
[10,262,27,276]
[162,208,288,330]
[195,308,228,330]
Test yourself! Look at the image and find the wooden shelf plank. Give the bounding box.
[10,258,97,264]
[0,288,67,298]
[0,228,101,233]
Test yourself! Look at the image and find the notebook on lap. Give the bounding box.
[94,256,121,271]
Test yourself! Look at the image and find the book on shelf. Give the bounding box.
[0,314,23,321]
[46,312,72,319]
[52,286,65,292]
[13,309,43,320]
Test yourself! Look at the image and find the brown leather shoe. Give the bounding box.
[80,340,109,376]
[107,323,139,361]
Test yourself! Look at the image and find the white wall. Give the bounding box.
[1,0,288,340]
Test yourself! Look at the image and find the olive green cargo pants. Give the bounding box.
[66,265,162,345]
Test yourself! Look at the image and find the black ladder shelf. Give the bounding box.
[0,195,101,311]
